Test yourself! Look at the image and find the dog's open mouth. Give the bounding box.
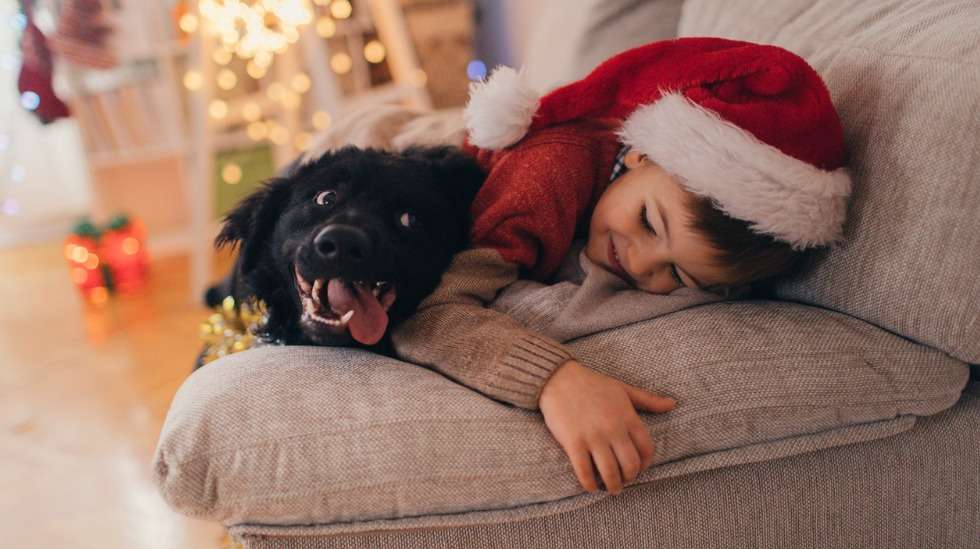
[295,268,397,345]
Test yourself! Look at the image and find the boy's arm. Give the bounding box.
[390,247,573,410]
[392,137,610,410]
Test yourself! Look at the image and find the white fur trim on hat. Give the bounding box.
[618,92,852,250]
[463,66,540,149]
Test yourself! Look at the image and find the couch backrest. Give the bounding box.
[522,0,685,92]
[677,0,980,364]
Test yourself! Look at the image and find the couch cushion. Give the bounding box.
[153,301,968,527]
[233,387,980,546]
[677,0,980,363]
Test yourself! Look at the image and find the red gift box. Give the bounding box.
[64,214,149,303]
[99,215,149,293]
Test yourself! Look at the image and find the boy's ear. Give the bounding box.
[403,145,485,211]
[215,176,293,274]
[623,149,646,169]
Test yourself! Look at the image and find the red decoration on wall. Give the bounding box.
[17,0,71,124]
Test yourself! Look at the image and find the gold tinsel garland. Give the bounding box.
[199,296,271,366]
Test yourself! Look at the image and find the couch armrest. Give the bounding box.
[153,302,968,528]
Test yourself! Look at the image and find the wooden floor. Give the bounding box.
[0,243,235,548]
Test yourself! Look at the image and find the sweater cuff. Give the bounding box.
[489,333,574,410]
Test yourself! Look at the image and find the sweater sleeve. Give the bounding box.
[390,248,573,410]
[469,140,602,281]
[390,141,603,410]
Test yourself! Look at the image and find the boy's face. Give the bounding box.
[586,151,728,294]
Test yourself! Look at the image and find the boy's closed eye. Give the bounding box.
[639,203,685,287]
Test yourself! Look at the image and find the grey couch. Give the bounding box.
[154,1,980,547]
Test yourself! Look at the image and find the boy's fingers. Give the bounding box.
[628,422,656,470]
[625,385,677,414]
[611,436,643,483]
[565,443,598,493]
[591,445,623,495]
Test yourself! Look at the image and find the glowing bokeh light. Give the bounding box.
[222,163,243,184]
[330,52,352,74]
[363,40,386,63]
[20,91,40,110]
[467,60,487,81]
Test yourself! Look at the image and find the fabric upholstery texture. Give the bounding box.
[522,0,685,92]
[234,386,980,548]
[153,301,968,527]
[678,0,980,364]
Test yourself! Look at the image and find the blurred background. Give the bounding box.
[0,0,543,546]
[1,0,545,288]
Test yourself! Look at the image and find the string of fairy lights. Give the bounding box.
[177,0,398,181]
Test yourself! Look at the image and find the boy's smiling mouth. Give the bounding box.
[606,236,634,283]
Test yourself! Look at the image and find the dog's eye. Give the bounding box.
[398,212,422,230]
[315,190,337,207]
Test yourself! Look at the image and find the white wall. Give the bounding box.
[0,0,92,248]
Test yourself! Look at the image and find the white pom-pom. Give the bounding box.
[463,66,540,150]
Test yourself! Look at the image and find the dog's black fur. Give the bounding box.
[199,145,484,366]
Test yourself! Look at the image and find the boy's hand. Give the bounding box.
[538,360,676,495]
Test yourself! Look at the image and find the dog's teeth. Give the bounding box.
[372,287,381,297]
[309,311,338,326]
[312,278,324,305]
[339,310,355,324]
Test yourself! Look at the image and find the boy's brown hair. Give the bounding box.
[684,194,808,292]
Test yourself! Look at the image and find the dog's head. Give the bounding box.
[216,145,484,346]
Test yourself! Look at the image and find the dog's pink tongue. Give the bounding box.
[326,279,388,345]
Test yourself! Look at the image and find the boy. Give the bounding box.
[391,38,852,496]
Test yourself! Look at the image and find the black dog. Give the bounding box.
[202,145,484,363]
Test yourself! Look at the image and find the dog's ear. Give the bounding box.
[215,176,292,272]
[403,146,484,210]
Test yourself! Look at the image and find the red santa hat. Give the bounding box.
[463,37,852,250]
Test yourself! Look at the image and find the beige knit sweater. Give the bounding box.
[391,248,573,410]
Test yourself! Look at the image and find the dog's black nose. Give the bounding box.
[314,225,373,264]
